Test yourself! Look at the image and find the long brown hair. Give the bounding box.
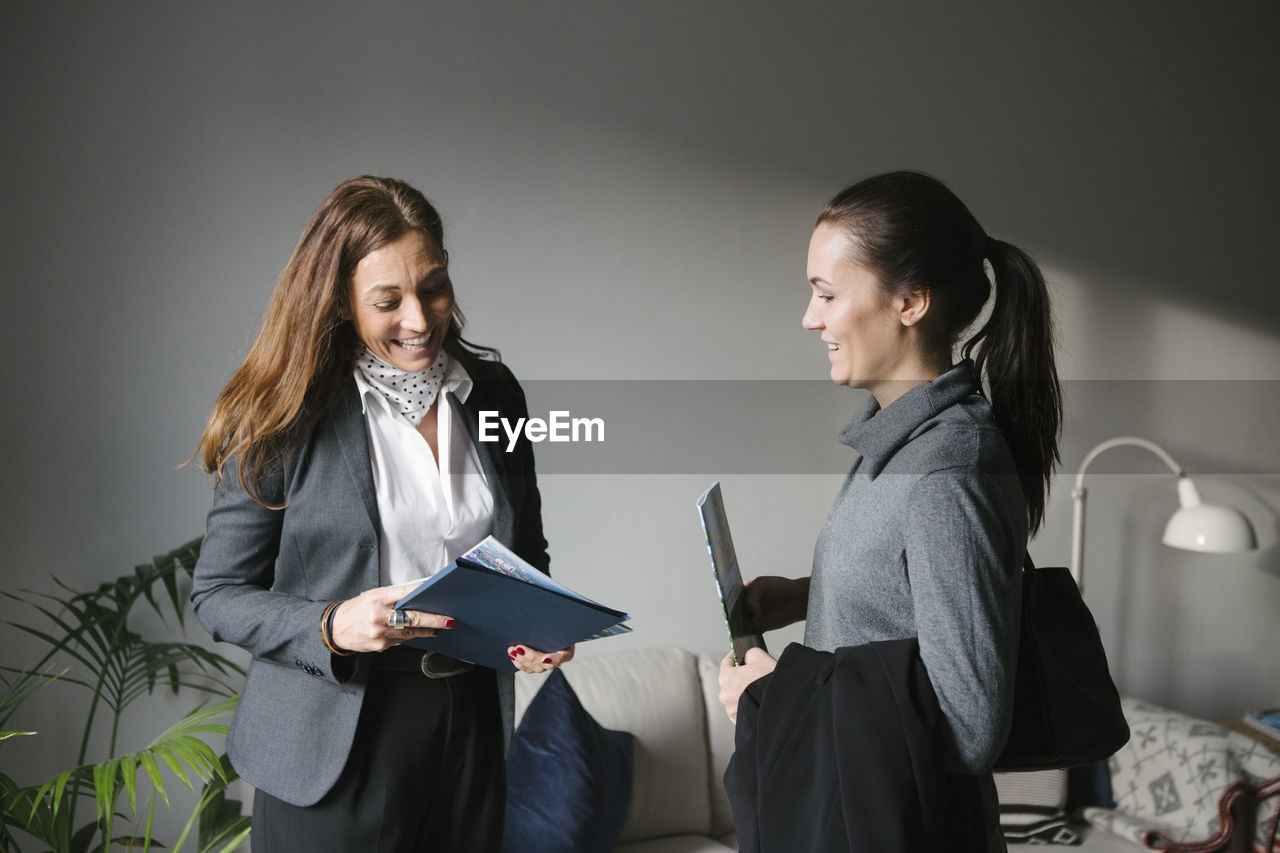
[817,171,1062,533]
[195,175,495,505]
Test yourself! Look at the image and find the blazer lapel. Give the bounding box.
[331,382,380,535]
[329,380,516,556]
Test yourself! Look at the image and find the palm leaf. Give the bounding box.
[0,730,36,741]
[70,818,100,853]
[171,755,250,853]
[135,539,203,630]
[17,703,234,851]
[160,542,201,626]
[5,544,239,727]
[98,696,238,813]
[113,834,168,850]
[3,607,113,684]
[5,539,201,680]
[108,790,163,850]
[34,768,76,820]
[4,763,90,850]
[0,664,66,729]
[204,825,252,853]
[0,537,247,852]
[116,644,242,710]
[138,752,166,808]
[96,761,120,844]
[93,760,119,821]
[119,753,139,814]
[0,769,47,846]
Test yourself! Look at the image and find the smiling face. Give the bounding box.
[802,222,937,405]
[348,229,454,372]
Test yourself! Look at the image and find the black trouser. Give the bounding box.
[251,664,505,853]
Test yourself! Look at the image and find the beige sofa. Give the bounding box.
[514,646,737,852]
[513,646,1140,853]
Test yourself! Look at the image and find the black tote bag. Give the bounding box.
[994,555,1130,771]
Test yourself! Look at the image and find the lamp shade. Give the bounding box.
[1162,504,1258,553]
[1070,438,1259,590]
[1161,476,1258,554]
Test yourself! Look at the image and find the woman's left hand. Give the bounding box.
[508,643,574,674]
[718,647,777,724]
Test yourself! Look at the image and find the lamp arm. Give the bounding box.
[1070,436,1186,592]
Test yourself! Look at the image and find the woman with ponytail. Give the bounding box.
[190,176,567,852]
[719,171,1061,851]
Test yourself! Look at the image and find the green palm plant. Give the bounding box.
[0,538,251,853]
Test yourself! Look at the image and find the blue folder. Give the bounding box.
[395,542,629,671]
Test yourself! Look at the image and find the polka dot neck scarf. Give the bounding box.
[355,344,449,426]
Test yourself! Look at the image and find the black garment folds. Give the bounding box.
[724,641,989,853]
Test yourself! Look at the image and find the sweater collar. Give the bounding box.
[838,361,981,478]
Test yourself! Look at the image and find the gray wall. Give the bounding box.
[3,0,1277,838]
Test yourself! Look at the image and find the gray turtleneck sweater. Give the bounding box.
[804,362,1026,775]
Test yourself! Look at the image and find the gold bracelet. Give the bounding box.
[319,601,354,656]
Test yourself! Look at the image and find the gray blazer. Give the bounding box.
[191,359,548,807]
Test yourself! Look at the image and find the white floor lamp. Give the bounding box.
[1070,436,1257,593]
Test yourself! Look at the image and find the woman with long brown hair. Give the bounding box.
[191,176,568,852]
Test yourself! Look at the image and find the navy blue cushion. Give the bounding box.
[1067,759,1115,810]
[502,669,634,853]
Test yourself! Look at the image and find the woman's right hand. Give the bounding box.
[330,583,455,653]
[743,575,811,633]
[718,648,778,724]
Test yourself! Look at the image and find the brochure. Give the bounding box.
[697,481,767,665]
[395,536,629,671]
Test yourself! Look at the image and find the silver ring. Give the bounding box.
[387,609,412,630]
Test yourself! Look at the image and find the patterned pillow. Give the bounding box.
[995,768,1082,845]
[1083,697,1280,852]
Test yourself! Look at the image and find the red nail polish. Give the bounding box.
[445,619,456,628]
[515,647,526,656]
[509,650,517,658]
[542,657,553,665]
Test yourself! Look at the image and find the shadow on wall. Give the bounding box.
[1059,472,1280,720]
[1031,259,1280,721]
[1258,537,1280,580]
[1047,261,1280,383]
[1243,486,1280,581]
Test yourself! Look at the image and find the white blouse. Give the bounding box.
[353,359,494,586]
